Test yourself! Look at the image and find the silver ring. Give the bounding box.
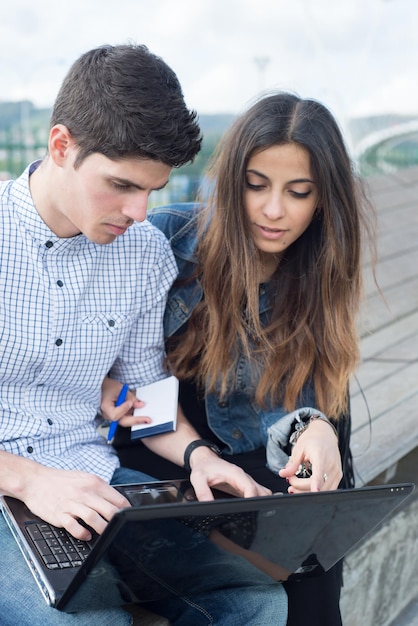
[323,473,328,482]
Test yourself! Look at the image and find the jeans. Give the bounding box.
[0,467,287,625]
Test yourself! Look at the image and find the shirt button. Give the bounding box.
[55,338,63,346]
[47,418,53,425]
[218,401,228,408]
[27,446,33,454]
[232,429,243,440]
[108,319,115,327]
[45,241,54,248]
[57,280,64,287]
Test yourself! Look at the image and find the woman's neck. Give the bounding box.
[258,252,281,283]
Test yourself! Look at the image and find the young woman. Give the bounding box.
[105,92,376,625]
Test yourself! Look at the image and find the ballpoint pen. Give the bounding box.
[107,383,129,444]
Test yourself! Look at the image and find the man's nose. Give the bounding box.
[121,193,149,222]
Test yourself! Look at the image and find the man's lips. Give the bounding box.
[106,223,131,236]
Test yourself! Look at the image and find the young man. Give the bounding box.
[0,45,287,625]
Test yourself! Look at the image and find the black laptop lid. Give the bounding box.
[57,481,413,612]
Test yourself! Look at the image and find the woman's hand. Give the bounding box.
[279,419,342,493]
[187,446,272,501]
[100,376,151,429]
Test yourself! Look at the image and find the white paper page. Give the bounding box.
[131,376,178,438]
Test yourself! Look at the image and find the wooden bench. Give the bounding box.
[350,164,418,486]
[341,165,418,626]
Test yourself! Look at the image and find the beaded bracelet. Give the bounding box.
[289,414,338,447]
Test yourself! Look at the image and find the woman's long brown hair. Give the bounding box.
[167,93,376,419]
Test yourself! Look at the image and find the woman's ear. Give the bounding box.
[48,124,75,166]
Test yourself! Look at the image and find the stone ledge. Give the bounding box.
[341,447,418,625]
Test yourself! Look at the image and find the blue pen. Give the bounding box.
[107,383,129,444]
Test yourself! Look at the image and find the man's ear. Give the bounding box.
[48,124,75,165]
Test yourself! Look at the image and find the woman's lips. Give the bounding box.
[255,224,287,240]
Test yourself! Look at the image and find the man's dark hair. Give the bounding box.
[50,43,202,167]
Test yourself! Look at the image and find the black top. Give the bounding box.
[114,377,289,493]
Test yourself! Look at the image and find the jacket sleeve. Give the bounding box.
[147,203,201,243]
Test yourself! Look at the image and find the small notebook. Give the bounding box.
[131,375,178,439]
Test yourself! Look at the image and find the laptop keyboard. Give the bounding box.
[26,522,95,570]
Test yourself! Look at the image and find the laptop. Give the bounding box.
[0,480,414,612]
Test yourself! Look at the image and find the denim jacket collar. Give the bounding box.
[148,202,272,336]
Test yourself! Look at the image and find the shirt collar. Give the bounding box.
[10,160,87,250]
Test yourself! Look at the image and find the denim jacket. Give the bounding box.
[147,203,315,455]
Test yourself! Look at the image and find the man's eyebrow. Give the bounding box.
[155,180,170,191]
[110,176,170,191]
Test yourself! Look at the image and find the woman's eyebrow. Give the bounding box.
[288,177,316,184]
[246,169,316,185]
[246,168,269,180]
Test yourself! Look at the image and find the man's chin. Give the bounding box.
[90,233,118,245]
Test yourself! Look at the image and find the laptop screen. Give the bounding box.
[58,481,413,612]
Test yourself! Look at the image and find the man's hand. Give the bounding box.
[187,445,272,501]
[20,464,131,540]
[100,376,151,429]
[279,419,342,493]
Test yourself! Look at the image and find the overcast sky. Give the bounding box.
[1,0,417,133]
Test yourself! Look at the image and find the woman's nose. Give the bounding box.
[262,194,285,220]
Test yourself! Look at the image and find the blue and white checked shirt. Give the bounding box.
[0,162,178,482]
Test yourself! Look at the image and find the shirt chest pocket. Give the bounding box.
[81,312,133,334]
[80,311,135,354]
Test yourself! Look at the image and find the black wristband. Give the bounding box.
[183,439,222,472]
